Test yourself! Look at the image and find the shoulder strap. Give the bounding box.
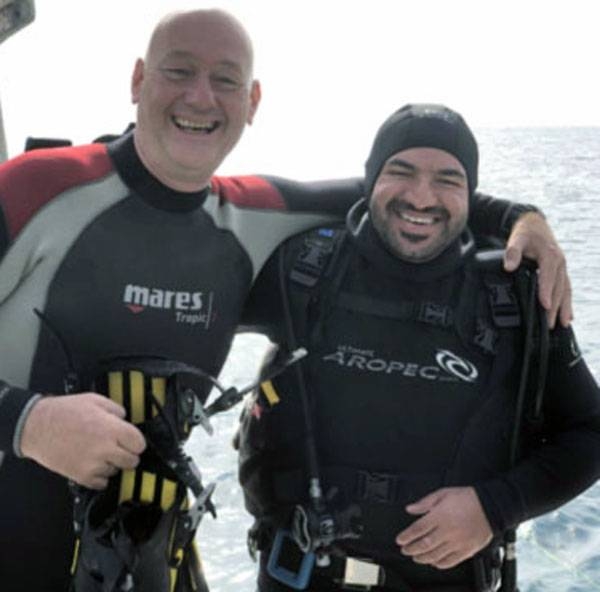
[289,226,347,288]
[285,226,349,344]
[458,250,522,356]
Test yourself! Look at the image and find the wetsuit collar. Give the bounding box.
[346,198,474,282]
[107,130,209,213]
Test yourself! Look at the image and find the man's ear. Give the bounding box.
[246,80,262,125]
[131,58,145,105]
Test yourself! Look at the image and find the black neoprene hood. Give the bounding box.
[364,103,479,199]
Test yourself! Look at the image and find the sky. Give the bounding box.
[0,0,598,179]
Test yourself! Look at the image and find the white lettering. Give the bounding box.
[366,358,387,372]
[175,311,208,325]
[149,288,164,307]
[419,366,440,380]
[175,292,191,310]
[320,345,478,385]
[124,285,211,312]
[163,291,175,308]
[124,285,149,306]
[347,355,367,369]
[386,361,405,374]
[323,352,346,366]
[191,292,203,311]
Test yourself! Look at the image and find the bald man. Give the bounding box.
[0,9,570,591]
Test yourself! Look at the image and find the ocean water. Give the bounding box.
[189,127,600,592]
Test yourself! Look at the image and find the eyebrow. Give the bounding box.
[386,158,466,180]
[162,51,244,74]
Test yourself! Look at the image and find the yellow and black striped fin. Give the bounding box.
[129,370,145,424]
[106,370,168,424]
[118,468,179,510]
[119,469,136,504]
[108,371,124,407]
[152,376,167,415]
[160,478,179,511]
[139,471,157,504]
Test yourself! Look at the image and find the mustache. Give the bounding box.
[385,198,449,220]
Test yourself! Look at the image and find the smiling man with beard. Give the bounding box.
[237,104,600,592]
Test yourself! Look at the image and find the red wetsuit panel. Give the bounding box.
[211,175,285,209]
[0,144,112,241]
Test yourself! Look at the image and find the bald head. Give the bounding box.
[130,7,261,191]
[146,9,255,78]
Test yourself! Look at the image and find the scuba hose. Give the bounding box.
[275,245,362,564]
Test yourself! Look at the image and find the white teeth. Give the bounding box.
[173,117,218,132]
[400,212,436,225]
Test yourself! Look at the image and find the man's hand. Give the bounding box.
[395,487,492,569]
[20,394,146,490]
[503,212,572,329]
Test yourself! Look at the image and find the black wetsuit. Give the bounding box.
[239,200,600,591]
[0,131,524,590]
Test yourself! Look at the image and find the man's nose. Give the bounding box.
[404,176,438,209]
[184,74,217,108]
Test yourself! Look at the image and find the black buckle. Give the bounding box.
[290,229,339,287]
[418,302,454,327]
[486,281,521,328]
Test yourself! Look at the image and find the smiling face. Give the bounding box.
[131,10,261,191]
[369,147,469,263]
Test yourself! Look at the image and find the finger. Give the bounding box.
[82,475,110,491]
[535,257,559,312]
[431,551,465,570]
[538,256,567,311]
[396,516,436,546]
[559,276,574,327]
[409,540,452,565]
[405,489,445,515]
[108,447,141,471]
[92,394,127,418]
[116,423,147,455]
[546,267,565,329]
[400,529,443,557]
[95,461,120,479]
[503,242,524,272]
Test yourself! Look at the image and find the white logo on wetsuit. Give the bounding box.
[322,345,478,384]
[122,284,214,328]
[435,349,478,383]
